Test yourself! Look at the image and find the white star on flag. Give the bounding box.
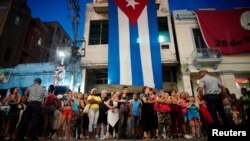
[126,0,139,9]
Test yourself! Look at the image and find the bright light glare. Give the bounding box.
[158,35,164,43]
[58,51,65,57]
[136,38,140,43]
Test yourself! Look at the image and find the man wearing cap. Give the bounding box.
[18,78,48,140]
[197,70,229,130]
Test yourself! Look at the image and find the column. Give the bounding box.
[220,71,241,98]
[182,72,193,96]
[80,68,87,93]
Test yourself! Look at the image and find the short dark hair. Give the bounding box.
[10,87,18,94]
[123,86,128,90]
[198,70,208,74]
[34,78,42,84]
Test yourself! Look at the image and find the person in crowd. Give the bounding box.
[141,86,154,139]
[197,70,230,130]
[41,85,56,140]
[222,88,232,120]
[80,93,89,139]
[230,104,242,128]
[96,90,109,139]
[156,91,171,139]
[57,89,74,140]
[71,92,81,139]
[12,95,27,140]
[169,89,184,138]
[179,92,191,139]
[196,88,212,137]
[87,88,101,139]
[149,89,158,139]
[187,96,201,138]
[18,78,48,140]
[106,91,119,139]
[117,86,129,139]
[129,93,142,139]
[240,87,250,130]
[3,87,21,140]
[50,94,63,139]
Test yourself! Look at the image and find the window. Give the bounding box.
[161,44,169,49]
[4,48,13,63]
[162,66,177,82]
[15,16,20,25]
[89,20,108,45]
[38,36,42,47]
[192,28,207,49]
[158,17,170,42]
[94,69,107,84]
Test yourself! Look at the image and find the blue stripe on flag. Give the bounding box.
[108,0,120,84]
[147,0,163,89]
[129,23,143,86]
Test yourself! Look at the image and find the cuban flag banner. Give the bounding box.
[108,0,163,89]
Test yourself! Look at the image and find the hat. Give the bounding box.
[91,88,97,94]
[57,94,63,99]
[34,78,42,84]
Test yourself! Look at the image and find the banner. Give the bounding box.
[53,64,66,86]
[108,0,162,89]
[195,9,250,55]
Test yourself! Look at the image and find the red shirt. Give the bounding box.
[46,93,56,105]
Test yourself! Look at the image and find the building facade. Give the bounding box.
[0,0,31,68]
[44,22,72,65]
[81,0,179,93]
[173,10,250,98]
[19,18,50,64]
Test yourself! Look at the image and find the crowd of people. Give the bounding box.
[0,70,249,140]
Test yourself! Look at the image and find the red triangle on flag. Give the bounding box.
[114,0,149,26]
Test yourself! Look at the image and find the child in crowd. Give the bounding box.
[230,104,242,126]
[187,96,201,138]
[129,93,142,139]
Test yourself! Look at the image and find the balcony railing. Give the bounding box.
[93,0,108,13]
[193,48,222,70]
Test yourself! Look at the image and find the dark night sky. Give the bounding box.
[27,0,93,41]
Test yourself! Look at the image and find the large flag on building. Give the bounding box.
[108,0,162,89]
[195,9,250,55]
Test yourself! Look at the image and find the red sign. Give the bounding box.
[195,9,250,55]
[114,0,148,26]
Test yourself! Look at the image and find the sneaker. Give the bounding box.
[51,133,57,139]
[184,134,193,139]
[95,135,99,139]
[161,133,167,139]
[4,137,10,140]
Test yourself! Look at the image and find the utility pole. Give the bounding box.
[67,0,82,91]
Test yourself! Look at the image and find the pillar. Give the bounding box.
[80,68,87,93]
[220,71,241,98]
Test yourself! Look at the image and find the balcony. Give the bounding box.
[193,48,222,70]
[93,0,108,13]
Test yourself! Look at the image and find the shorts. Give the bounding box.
[97,111,107,124]
[131,115,140,126]
[62,109,72,116]
[190,117,200,123]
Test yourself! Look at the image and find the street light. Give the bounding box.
[58,50,65,65]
